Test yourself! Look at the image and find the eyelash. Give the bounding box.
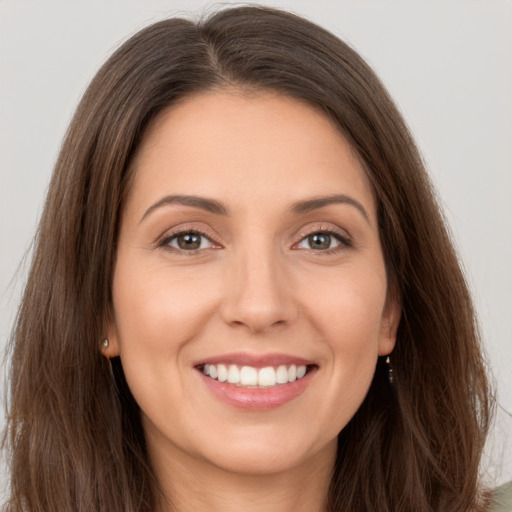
[158,227,221,254]
[158,226,352,255]
[294,227,352,254]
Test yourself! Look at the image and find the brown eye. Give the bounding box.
[177,233,202,250]
[166,231,212,251]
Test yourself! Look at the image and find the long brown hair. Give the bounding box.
[2,6,493,511]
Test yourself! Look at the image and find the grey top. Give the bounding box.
[491,481,512,512]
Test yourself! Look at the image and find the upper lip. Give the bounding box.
[194,352,316,368]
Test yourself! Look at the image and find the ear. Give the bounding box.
[378,288,401,356]
[102,315,121,358]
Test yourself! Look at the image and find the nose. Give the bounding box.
[220,245,298,335]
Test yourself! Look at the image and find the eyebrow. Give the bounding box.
[140,193,370,224]
[290,194,370,223]
[140,194,229,223]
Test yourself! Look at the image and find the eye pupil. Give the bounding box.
[308,233,331,250]
[177,233,201,250]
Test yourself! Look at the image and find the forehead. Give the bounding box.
[126,90,375,220]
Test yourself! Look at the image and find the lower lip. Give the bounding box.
[198,368,316,411]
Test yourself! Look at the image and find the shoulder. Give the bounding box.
[490,481,512,512]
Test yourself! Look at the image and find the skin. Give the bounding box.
[105,90,400,512]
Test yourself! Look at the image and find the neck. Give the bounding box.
[150,438,336,512]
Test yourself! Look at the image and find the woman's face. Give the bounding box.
[107,91,400,476]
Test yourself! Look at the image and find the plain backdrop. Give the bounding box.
[1,0,511,498]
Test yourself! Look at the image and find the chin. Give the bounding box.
[205,449,310,477]
[195,426,338,477]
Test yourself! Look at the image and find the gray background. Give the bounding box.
[1,0,511,497]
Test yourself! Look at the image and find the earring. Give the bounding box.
[385,356,394,384]
[101,339,115,378]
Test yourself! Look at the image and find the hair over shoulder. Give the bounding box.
[2,6,493,512]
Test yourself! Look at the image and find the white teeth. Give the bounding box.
[202,363,308,388]
[258,366,276,387]
[227,365,240,384]
[276,365,289,384]
[240,366,258,386]
[217,364,228,382]
[297,365,307,379]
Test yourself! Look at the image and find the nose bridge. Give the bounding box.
[222,235,296,333]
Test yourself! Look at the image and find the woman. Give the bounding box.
[2,6,504,512]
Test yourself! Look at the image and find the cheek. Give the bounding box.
[304,262,387,349]
[110,259,225,402]
[110,261,224,430]
[323,287,384,383]
[300,264,387,421]
[112,261,218,346]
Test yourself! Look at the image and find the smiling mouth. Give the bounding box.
[199,364,315,389]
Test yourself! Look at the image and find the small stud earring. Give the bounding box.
[101,339,114,378]
[385,356,394,384]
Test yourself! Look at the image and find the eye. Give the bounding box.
[162,231,216,252]
[295,230,349,251]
